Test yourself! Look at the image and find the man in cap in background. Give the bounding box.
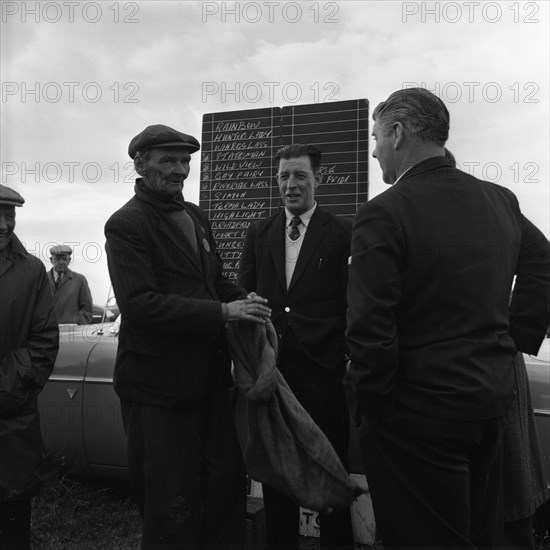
[0,184,59,549]
[104,124,271,549]
[47,244,93,325]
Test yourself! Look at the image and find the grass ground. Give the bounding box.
[30,474,549,550]
[30,475,327,550]
[31,476,141,549]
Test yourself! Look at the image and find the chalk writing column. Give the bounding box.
[201,108,280,280]
[280,99,369,217]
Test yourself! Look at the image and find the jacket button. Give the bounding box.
[284,307,290,313]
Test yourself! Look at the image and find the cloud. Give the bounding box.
[2,0,548,299]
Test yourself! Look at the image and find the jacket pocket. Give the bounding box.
[0,350,33,419]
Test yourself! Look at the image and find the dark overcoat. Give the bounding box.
[47,268,93,325]
[0,235,58,500]
[104,190,246,408]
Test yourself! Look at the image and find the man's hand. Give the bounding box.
[225,293,271,323]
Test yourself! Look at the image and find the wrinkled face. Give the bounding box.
[51,254,71,273]
[137,146,191,198]
[0,205,16,251]
[277,156,321,216]
[372,120,397,185]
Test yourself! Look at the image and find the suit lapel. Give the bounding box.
[185,207,210,277]
[57,268,72,289]
[288,207,327,292]
[268,211,287,292]
[0,254,14,278]
[0,236,25,278]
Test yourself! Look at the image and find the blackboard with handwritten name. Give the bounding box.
[200,99,369,279]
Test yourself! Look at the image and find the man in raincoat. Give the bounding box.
[47,244,93,325]
[0,184,59,549]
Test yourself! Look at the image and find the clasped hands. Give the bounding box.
[226,292,271,324]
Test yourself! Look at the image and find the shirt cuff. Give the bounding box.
[221,302,229,322]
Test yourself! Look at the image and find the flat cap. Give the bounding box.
[50,245,72,256]
[0,184,25,207]
[128,124,200,159]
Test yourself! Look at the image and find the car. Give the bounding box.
[91,297,119,324]
[38,322,550,478]
[39,319,126,478]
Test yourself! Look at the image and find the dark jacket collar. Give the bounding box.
[397,156,454,184]
[50,267,74,279]
[131,185,205,277]
[0,234,27,278]
[134,178,185,212]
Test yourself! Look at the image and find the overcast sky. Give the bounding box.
[2,0,548,304]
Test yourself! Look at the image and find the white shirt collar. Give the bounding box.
[393,156,445,185]
[285,202,317,227]
[393,165,416,185]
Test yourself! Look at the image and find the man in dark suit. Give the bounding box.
[345,88,550,549]
[47,245,93,324]
[104,124,271,550]
[238,144,354,550]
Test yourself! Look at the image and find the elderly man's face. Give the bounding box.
[372,120,398,185]
[137,146,191,198]
[51,254,71,273]
[0,205,16,251]
[277,156,321,216]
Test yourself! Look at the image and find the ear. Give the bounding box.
[134,156,146,177]
[314,171,323,188]
[392,122,405,149]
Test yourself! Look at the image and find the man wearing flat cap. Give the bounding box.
[105,124,271,549]
[0,184,58,549]
[47,244,93,325]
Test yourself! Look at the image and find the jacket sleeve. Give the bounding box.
[237,222,258,293]
[0,263,58,417]
[344,201,404,420]
[105,210,226,333]
[77,275,93,325]
[509,214,550,354]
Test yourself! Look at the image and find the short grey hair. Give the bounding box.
[373,87,450,146]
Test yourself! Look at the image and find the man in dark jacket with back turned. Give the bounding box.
[345,88,550,549]
[0,184,59,549]
[104,124,271,550]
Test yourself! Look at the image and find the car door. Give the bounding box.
[82,326,128,477]
[39,325,97,474]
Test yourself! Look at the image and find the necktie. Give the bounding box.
[288,216,302,241]
[55,273,63,288]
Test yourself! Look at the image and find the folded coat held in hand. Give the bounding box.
[227,319,363,513]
